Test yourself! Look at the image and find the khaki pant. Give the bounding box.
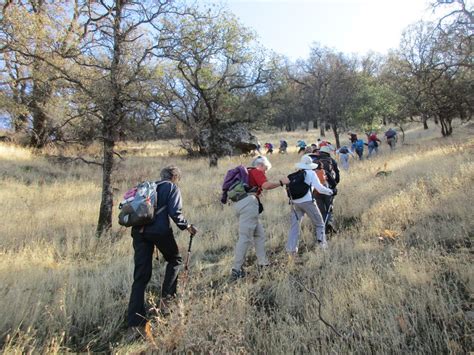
[287,200,326,253]
[232,195,268,270]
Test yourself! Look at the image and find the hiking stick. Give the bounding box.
[285,186,299,221]
[184,234,194,273]
[181,231,195,292]
[324,196,335,225]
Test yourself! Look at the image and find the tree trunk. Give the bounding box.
[332,123,340,148]
[423,116,429,130]
[14,114,28,133]
[446,119,453,136]
[30,97,48,148]
[208,119,219,167]
[96,136,115,237]
[398,125,405,143]
[440,117,453,137]
[319,119,325,137]
[29,1,49,148]
[96,0,123,237]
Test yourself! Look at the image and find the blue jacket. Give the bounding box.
[132,180,189,236]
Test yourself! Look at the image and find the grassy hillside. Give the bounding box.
[0,123,473,353]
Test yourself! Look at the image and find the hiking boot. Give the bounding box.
[159,296,174,317]
[317,240,328,250]
[326,223,338,234]
[229,268,246,282]
[123,322,151,342]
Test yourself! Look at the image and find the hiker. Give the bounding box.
[354,138,364,160]
[127,166,197,334]
[297,140,307,154]
[336,145,354,170]
[367,132,381,158]
[255,141,262,155]
[320,140,336,152]
[348,132,358,152]
[384,128,397,150]
[279,139,288,154]
[286,155,334,254]
[309,146,340,233]
[229,156,289,280]
[264,142,274,155]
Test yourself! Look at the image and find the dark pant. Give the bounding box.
[316,194,334,227]
[127,229,182,327]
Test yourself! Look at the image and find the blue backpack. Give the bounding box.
[355,139,364,151]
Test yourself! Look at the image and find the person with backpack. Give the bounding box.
[264,142,274,155]
[367,132,381,158]
[354,138,365,160]
[286,155,334,255]
[126,166,197,337]
[336,145,354,171]
[279,139,288,154]
[227,156,289,281]
[310,146,340,234]
[348,132,358,152]
[384,128,397,150]
[297,140,307,154]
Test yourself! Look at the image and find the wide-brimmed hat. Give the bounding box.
[319,146,333,154]
[296,154,318,170]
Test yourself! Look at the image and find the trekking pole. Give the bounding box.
[181,228,196,292]
[285,186,299,221]
[184,234,194,273]
[324,196,335,232]
[324,195,335,224]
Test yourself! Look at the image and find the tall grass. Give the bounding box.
[0,123,472,353]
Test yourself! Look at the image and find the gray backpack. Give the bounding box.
[118,181,166,227]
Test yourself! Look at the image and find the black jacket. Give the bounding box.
[132,180,189,236]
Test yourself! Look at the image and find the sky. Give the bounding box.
[221,0,435,60]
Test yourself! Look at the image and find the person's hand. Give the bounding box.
[331,188,338,196]
[187,224,198,235]
[280,177,290,185]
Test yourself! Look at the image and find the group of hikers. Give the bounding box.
[258,128,398,170]
[121,128,398,339]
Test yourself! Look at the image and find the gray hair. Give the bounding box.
[251,156,272,170]
[160,166,182,181]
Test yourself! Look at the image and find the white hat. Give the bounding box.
[319,146,333,154]
[296,154,318,170]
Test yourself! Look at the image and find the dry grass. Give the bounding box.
[0,122,473,353]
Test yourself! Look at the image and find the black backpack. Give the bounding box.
[309,155,337,188]
[287,170,310,199]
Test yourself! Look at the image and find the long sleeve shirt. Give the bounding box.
[133,180,189,236]
[292,169,332,204]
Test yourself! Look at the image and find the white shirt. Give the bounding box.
[292,169,333,204]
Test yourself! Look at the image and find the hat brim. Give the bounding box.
[296,162,318,170]
[320,147,333,154]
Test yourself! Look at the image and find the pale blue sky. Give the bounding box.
[221,0,435,59]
